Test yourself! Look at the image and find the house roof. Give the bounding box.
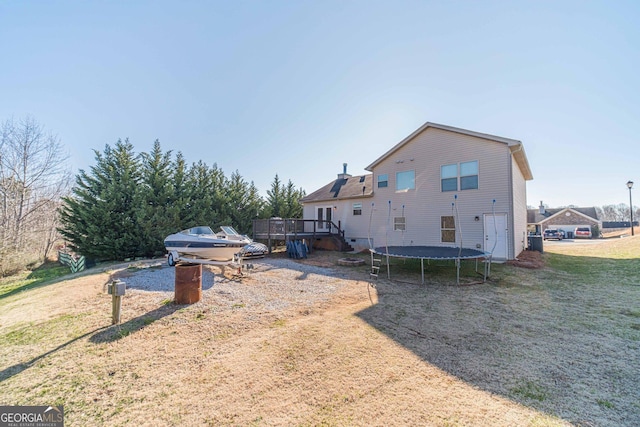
[365,122,534,180]
[300,174,373,204]
[527,207,600,224]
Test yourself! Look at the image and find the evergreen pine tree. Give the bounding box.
[184,161,211,226]
[209,164,232,228]
[59,139,142,260]
[136,140,176,256]
[265,174,284,218]
[226,171,264,234]
[282,179,305,218]
[171,152,189,229]
[59,141,307,260]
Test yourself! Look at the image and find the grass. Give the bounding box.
[0,262,70,299]
[354,237,640,424]
[510,380,549,402]
[369,255,490,285]
[1,237,639,425]
[1,314,86,345]
[597,399,615,409]
[271,318,286,328]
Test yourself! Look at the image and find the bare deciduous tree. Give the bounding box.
[599,203,635,222]
[0,116,70,274]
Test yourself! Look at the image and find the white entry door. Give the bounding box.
[484,214,508,259]
[317,206,332,231]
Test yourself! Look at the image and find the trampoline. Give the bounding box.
[370,246,491,285]
[367,196,500,285]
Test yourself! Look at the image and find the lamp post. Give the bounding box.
[627,180,634,236]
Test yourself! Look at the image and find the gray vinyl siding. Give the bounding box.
[303,199,372,243]
[302,204,315,228]
[367,128,512,252]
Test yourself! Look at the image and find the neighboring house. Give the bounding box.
[528,202,601,237]
[300,122,534,260]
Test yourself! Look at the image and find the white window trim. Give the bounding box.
[441,161,479,192]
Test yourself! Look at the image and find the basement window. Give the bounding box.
[441,216,456,242]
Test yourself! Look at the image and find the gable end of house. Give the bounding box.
[365,121,532,180]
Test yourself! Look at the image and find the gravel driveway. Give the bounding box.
[114,257,357,312]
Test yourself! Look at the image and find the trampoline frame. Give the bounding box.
[370,246,492,285]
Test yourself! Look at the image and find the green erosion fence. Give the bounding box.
[58,251,86,273]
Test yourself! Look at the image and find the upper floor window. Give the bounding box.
[441,164,458,192]
[377,174,388,188]
[441,161,479,192]
[353,202,362,216]
[396,170,415,191]
[460,161,479,190]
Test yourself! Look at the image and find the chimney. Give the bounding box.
[337,163,352,180]
[539,201,546,215]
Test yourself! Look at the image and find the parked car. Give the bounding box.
[574,227,592,239]
[543,229,564,240]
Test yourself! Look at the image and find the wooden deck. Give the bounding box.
[252,218,347,252]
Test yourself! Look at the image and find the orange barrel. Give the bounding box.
[174,263,202,304]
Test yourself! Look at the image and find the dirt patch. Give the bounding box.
[506,250,545,269]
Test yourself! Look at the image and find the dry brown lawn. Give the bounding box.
[1,238,639,426]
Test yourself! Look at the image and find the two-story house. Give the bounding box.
[300,122,533,260]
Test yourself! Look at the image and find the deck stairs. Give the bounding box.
[335,234,354,252]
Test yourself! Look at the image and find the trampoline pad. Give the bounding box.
[373,246,488,260]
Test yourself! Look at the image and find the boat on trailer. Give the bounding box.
[164,226,267,266]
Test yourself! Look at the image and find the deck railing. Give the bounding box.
[252,218,344,241]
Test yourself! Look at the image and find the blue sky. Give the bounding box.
[1,0,638,208]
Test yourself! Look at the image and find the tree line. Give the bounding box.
[596,204,640,223]
[58,139,305,261]
[5,116,639,275]
[0,116,306,274]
